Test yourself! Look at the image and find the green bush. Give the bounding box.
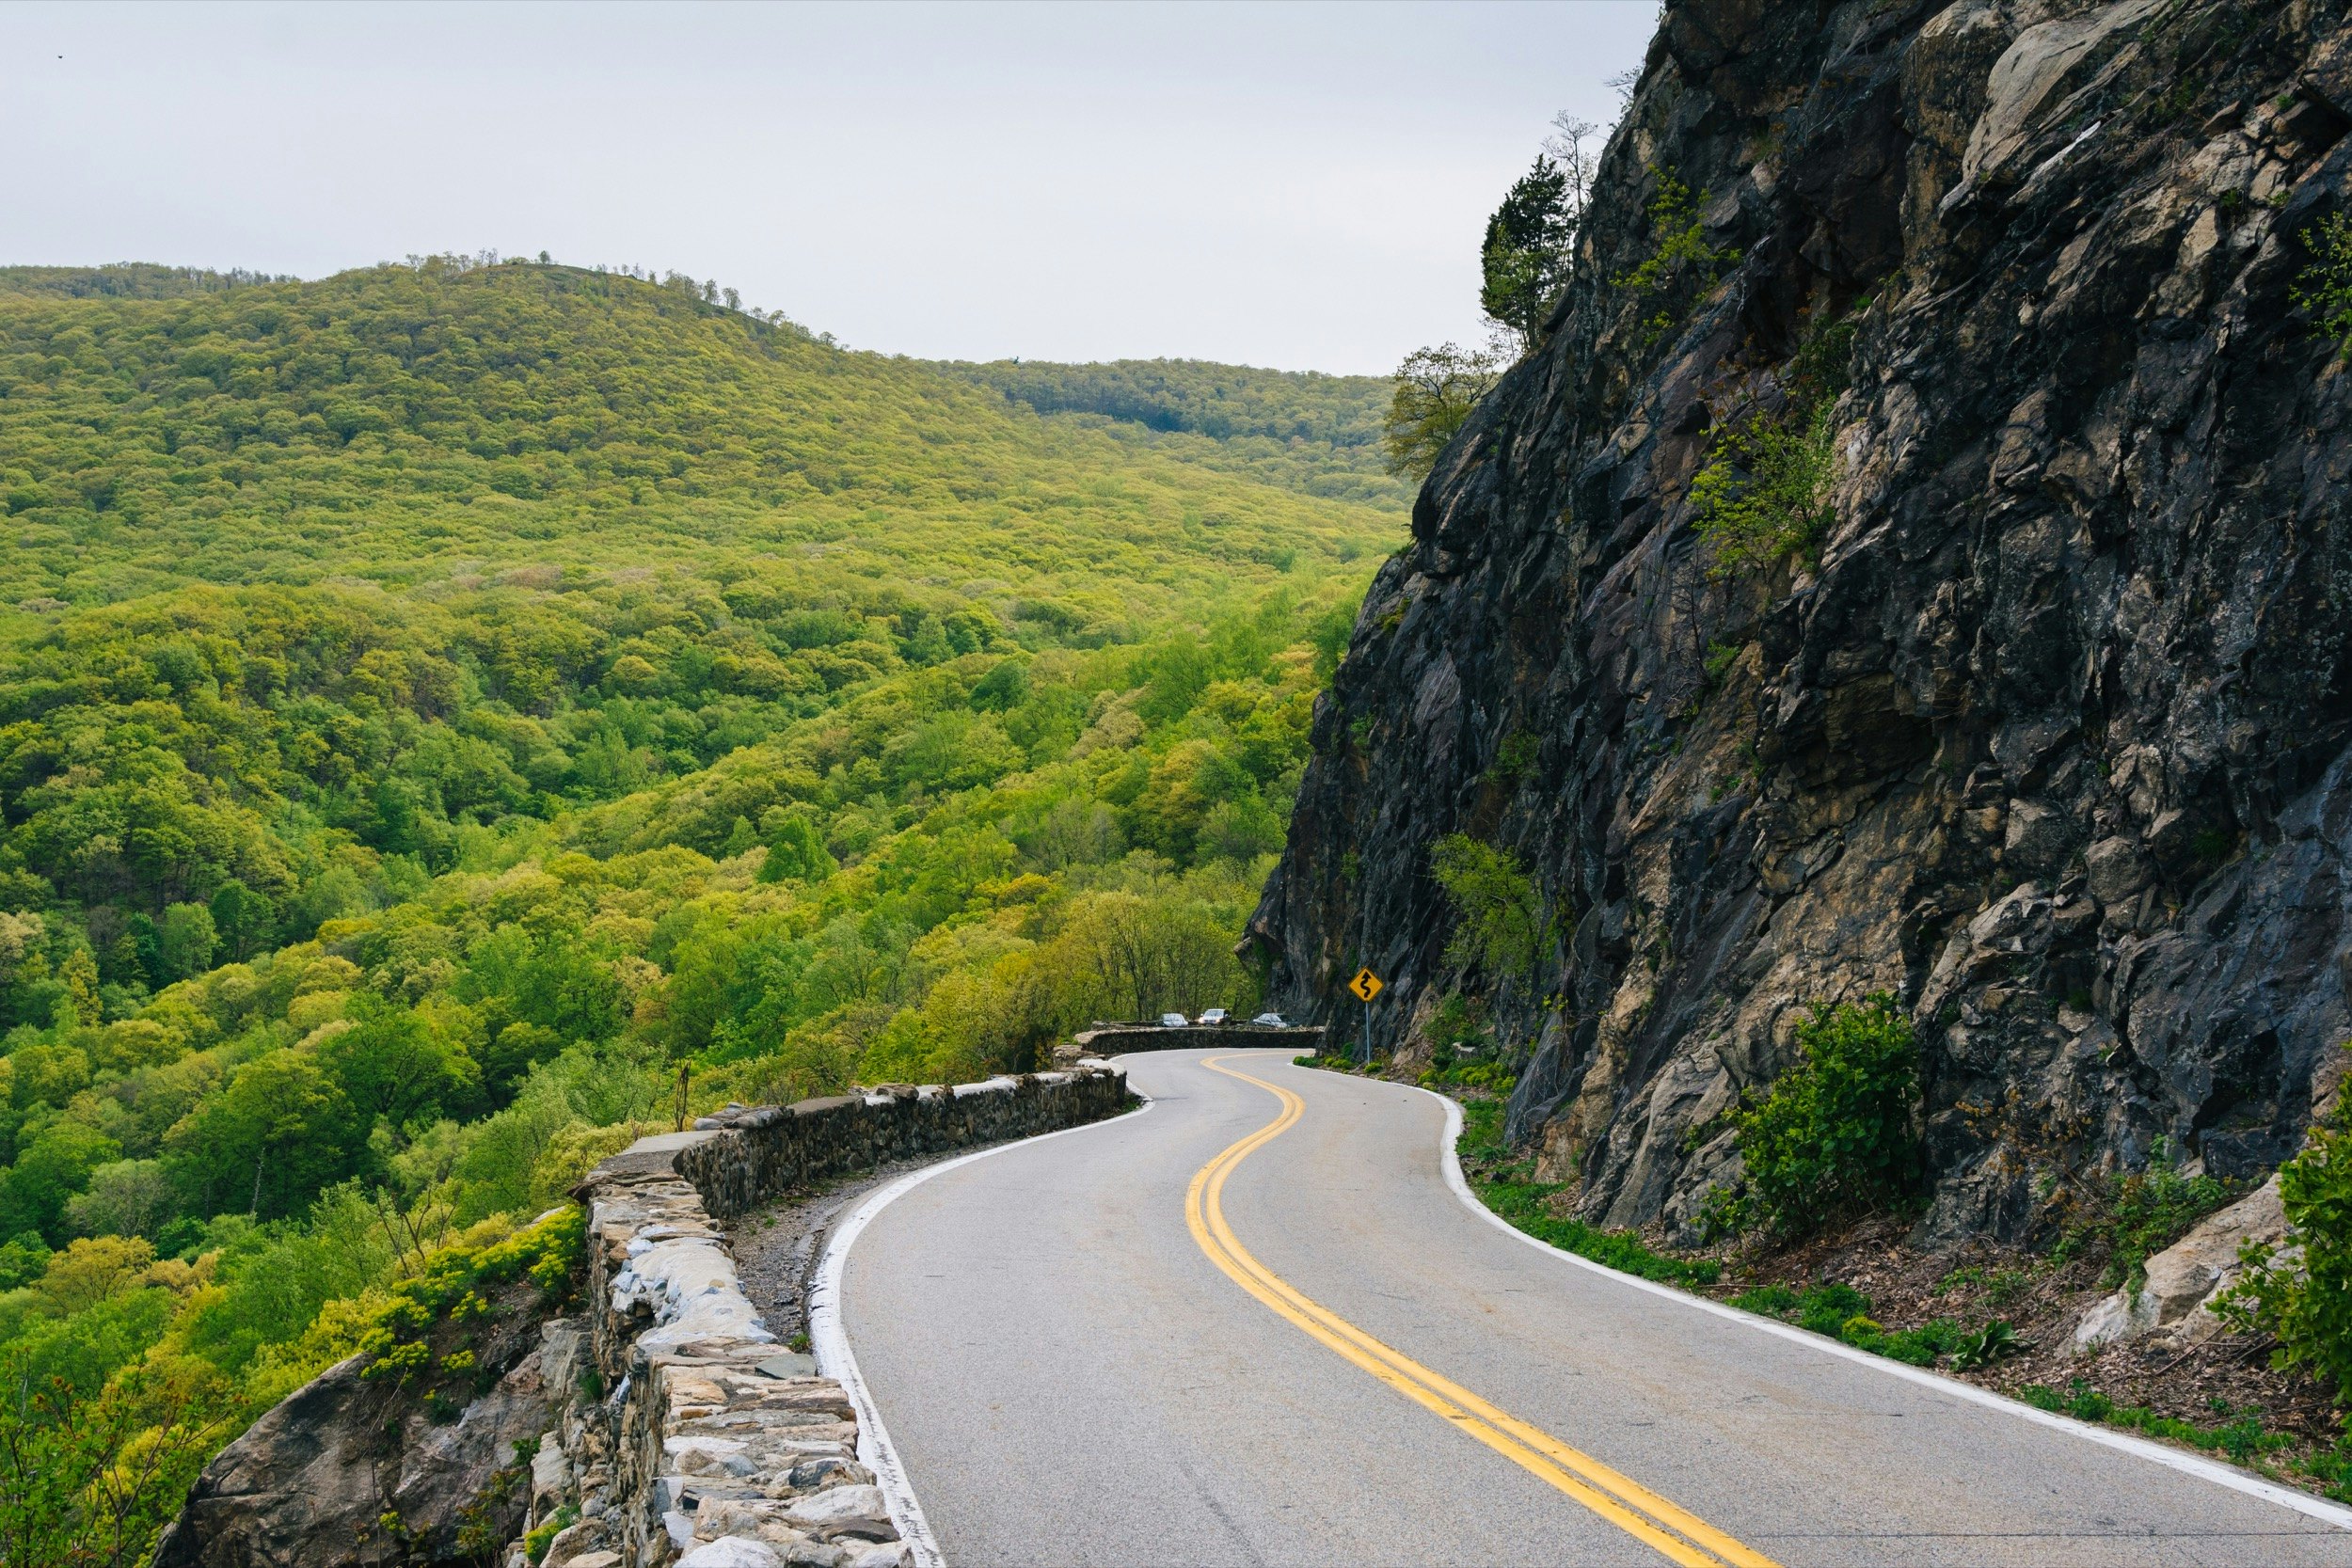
[1688,403,1838,578]
[355,1206,582,1387]
[1728,1278,1867,1336]
[1429,834,1549,988]
[1715,995,1921,1236]
[1864,1318,1968,1366]
[2293,213,2352,357]
[524,1504,579,1563]
[2219,1110,2352,1413]
[1613,168,1737,348]
[2054,1145,2233,1291]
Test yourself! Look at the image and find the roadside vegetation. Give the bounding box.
[1403,813,2352,1502]
[1698,996,1923,1239]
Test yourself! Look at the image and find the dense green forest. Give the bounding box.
[0,258,1398,1558]
[937,357,1409,508]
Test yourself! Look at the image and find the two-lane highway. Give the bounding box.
[834,1051,2352,1565]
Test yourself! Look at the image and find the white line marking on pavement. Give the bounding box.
[810,1088,1159,1568]
[1413,1084,2352,1535]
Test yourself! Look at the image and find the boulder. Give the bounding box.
[2074,1175,2286,1352]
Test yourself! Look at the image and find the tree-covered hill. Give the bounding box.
[0,257,1399,1557]
[0,263,294,302]
[936,356,1410,508]
[0,261,1389,609]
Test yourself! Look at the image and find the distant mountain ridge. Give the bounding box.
[0,262,296,300]
[936,356,1409,508]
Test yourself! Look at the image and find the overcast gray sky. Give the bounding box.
[1,1,1658,373]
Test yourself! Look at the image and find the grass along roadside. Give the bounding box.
[1295,1056,1716,1288]
[1293,1060,2352,1504]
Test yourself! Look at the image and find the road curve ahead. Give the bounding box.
[836,1051,2352,1567]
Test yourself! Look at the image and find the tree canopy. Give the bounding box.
[0,257,1406,1556]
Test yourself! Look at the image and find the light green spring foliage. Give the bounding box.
[0,259,1406,1549]
[1381,343,1502,481]
[2294,214,2352,358]
[1612,168,1737,350]
[1686,302,1860,579]
[1688,402,1839,577]
[1428,833,1548,988]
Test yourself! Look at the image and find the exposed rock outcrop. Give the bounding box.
[1251,0,2352,1243]
[2073,1172,2288,1349]
[153,1326,552,1567]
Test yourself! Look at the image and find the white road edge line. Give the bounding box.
[808,1086,1159,1568]
[1408,1083,2352,1534]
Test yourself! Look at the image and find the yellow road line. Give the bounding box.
[1186,1053,1780,1568]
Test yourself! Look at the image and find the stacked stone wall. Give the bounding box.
[1063,1022,1324,1058]
[521,1064,1130,1568]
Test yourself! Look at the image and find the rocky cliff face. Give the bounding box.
[1249,0,2352,1243]
[152,1316,555,1568]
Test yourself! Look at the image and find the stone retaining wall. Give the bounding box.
[676,1069,1132,1220]
[1063,1022,1324,1058]
[517,1064,1130,1568]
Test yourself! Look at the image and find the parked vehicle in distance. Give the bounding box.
[1252,1012,1287,1027]
[1160,1012,1189,1028]
[1197,1008,1229,1025]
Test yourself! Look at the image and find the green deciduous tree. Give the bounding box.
[755,812,836,885]
[64,1161,176,1242]
[317,1000,483,1133]
[164,1050,367,1220]
[155,903,216,984]
[1429,833,1548,989]
[0,1354,244,1568]
[1382,344,1501,481]
[0,1124,121,1244]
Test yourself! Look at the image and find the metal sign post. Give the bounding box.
[1347,968,1383,1068]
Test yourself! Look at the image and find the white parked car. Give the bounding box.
[1252,1012,1287,1027]
[1160,1012,1189,1028]
[1197,1008,1229,1025]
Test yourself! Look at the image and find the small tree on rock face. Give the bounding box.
[1482,116,1598,355]
[1382,344,1502,481]
[1429,833,1548,990]
[1482,157,1577,351]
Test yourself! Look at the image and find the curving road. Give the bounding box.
[834,1050,2352,1566]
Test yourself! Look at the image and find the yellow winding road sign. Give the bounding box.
[1348,968,1384,1003]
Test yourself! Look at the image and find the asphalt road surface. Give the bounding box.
[834,1050,2352,1567]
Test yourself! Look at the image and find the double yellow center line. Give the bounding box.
[1184,1053,1779,1568]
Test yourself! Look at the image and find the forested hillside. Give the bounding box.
[0,257,1400,1559]
[938,356,1409,507]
